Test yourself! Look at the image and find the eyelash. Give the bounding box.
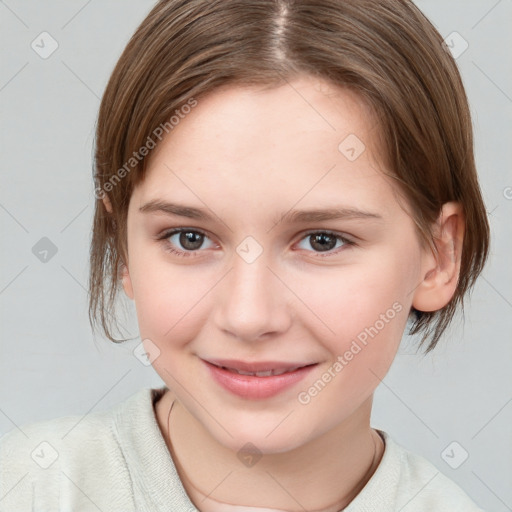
[156,228,356,258]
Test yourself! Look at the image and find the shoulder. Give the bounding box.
[346,430,486,511]
[0,387,155,511]
[0,408,113,478]
[382,431,485,512]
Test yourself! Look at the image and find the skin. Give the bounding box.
[104,75,464,511]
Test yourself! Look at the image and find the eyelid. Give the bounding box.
[157,227,356,260]
[298,228,355,243]
[157,227,217,257]
[157,226,212,241]
[294,229,356,255]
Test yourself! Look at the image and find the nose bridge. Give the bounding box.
[214,247,290,341]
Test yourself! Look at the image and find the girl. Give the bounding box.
[1,1,490,510]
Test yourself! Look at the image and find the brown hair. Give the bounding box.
[89,0,490,353]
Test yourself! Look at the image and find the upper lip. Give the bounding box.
[204,358,316,373]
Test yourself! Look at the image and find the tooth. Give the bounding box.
[222,367,246,375]
[221,366,301,377]
[235,369,256,376]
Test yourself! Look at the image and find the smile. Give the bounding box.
[216,366,302,377]
[202,359,318,399]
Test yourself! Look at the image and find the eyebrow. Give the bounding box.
[139,199,383,223]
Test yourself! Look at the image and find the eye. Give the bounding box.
[158,228,215,256]
[296,231,354,255]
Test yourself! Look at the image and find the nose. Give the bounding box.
[212,252,292,342]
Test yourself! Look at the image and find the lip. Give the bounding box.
[203,359,318,400]
[204,358,315,373]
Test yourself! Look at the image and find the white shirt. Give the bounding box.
[0,387,485,511]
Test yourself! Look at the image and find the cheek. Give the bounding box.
[292,256,409,338]
[291,252,412,380]
[295,282,409,420]
[128,253,216,345]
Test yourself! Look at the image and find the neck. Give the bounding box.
[155,390,384,512]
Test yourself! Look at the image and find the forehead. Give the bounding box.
[132,76,397,218]
[153,76,377,159]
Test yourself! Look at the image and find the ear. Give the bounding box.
[412,202,465,312]
[103,194,133,298]
[120,262,134,300]
[102,194,113,213]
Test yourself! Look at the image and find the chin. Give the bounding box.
[204,410,319,455]
[226,432,307,456]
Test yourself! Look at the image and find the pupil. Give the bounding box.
[180,231,203,250]
[310,233,336,252]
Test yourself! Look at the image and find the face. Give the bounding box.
[121,76,429,453]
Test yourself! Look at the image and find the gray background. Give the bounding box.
[1,1,511,510]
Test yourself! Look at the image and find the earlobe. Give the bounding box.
[412,202,465,313]
[120,263,134,300]
[102,194,113,213]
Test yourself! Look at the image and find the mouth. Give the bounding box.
[202,359,319,399]
[204,359,317,376]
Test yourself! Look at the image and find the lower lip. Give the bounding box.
[203,361,317,400]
